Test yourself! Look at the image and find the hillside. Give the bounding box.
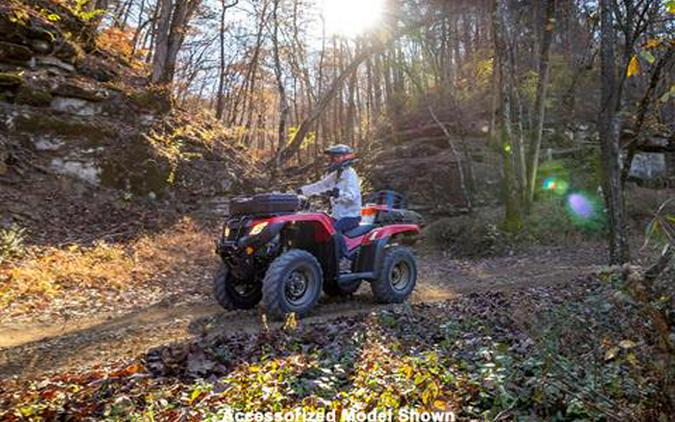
[1,0,260,246]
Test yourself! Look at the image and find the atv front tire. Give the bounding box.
[262,249,323,320]
[371,246,417,303]
[213,263,262,310]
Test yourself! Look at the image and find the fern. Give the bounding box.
[0,225,26,264]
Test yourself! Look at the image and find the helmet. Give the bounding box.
[324,144,356,172]
[324,144,354,156]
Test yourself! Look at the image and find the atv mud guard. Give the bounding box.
[337,224,420,286]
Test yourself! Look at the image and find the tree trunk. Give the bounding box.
[599,0,629,264]
[151,0,201,85]
[215,0,238,120]
[429,106,472,212]
[493,0,523,232]
[272,0,289,168]
[150,0,173,83]
[525,0,556,210]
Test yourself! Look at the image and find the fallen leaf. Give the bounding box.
[605,346,620,361]
[619,339,637,349]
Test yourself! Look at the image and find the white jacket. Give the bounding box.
[300,166,362,219]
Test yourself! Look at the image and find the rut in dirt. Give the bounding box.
[0,246,604,381]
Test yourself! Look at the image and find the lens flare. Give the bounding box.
[564,191,605,232]
[537,161,570,197]
[543,177,556,190]
[567,193,593,219]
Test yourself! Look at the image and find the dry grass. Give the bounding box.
[625,185,674,223]
[0,217,214,316]
[0,242,134,306]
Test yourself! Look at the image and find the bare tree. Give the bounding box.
[215,0,239,120]
[599,0,628,264]
[525,0,556,210]
[271,0,290,160]
[151,0,202,85]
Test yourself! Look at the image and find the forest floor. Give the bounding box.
[0,229,605,381]
[2,218,672,420]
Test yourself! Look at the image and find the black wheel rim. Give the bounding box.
[284,265,317,307]
[389,260,412,292]
[232,279,257,298]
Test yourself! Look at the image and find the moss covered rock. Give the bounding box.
[100,135,170,196]
[14,113,118,140]
[0,72,23,87]
[16,85,52,106]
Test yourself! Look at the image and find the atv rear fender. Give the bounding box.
[350,224,421,277]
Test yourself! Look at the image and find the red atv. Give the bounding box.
[213,191,422,319]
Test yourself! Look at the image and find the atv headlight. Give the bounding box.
[249,222,268,236]
[223,225,231,238]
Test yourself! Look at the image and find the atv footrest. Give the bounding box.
[338,272,375,285]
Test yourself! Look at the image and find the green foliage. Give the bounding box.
[425,196,606,255]
[8,7,29,26]
[520,69,540,104]
[456,49,494,103]
[37,7,61,22]
[423,213,507,257]
[0,225,26,265]
[643,198,675,249]
[70,0,106,22]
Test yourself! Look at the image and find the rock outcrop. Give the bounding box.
[0,0,260,243]
[366,101,499,213]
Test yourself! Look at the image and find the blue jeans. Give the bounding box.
[333,216,361,259]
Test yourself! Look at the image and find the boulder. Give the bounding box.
[629,153,666,181]
[53,81,109,102]
[50,96,102,116]
[29,38,52,55]
[51,156,101,186]
[33,135,65,151]
[35,56,76,73]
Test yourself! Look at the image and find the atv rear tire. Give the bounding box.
[262,249,323,320]
[370,246,417,303]
[213,263,262,310]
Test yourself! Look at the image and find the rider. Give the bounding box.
[297,144,362,254]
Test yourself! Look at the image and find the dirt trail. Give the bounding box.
[0,245,605,380]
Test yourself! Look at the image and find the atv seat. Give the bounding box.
[344,224,376,238]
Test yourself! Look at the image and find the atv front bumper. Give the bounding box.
[215,222,283,279]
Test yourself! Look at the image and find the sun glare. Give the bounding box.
[321,0,385,37]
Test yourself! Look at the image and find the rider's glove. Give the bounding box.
[328,187,340,198]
